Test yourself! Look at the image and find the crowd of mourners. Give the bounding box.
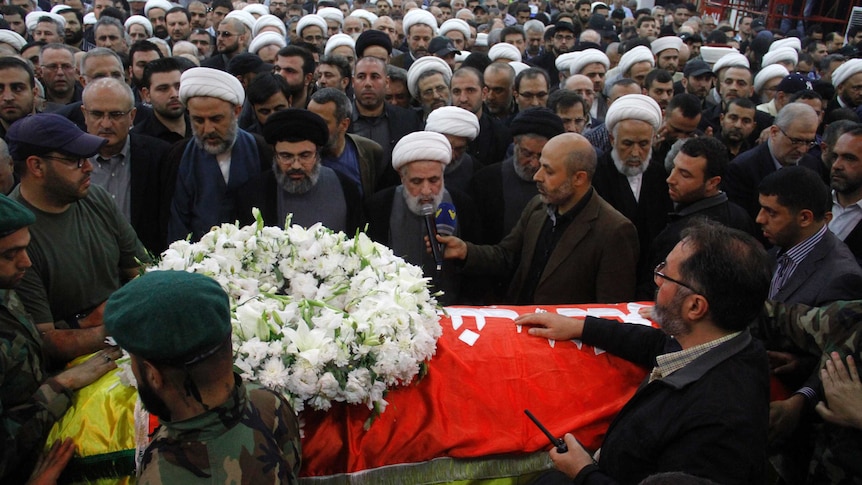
[1,0,862,482]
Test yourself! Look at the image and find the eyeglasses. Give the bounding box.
[41,154,88,169]
[275,151,316,165]
[654,261,701,294]
[517,146,541,161]
[420,85,449,99]
[778,127,816,148]
[41,63,75,72]
[217,30,236,37]
[83,109,132,121]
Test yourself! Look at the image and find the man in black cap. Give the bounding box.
[104,270,301,484]
[236,109,362,232]
[675,59,715,109]
[470,107,564,244]
[528,20,581,84]
[429,36,459,71]
[6,113,150,363]
[0,193,122,484]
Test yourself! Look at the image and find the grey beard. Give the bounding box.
[611,146,651,177]
[193,117,238,155]
[274,159,321,194]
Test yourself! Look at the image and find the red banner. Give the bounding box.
[300,303,654,477]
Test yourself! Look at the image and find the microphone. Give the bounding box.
[421,203,443,271]
[435,202,457,236]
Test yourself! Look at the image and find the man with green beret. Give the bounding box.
[235,108,362,232]
[104,270,301,484]
[0,194,122,483]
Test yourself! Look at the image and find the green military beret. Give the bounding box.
[104,271,231,365]
[0,194,35,237]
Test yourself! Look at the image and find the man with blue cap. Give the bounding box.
[0,193,122,483]
[6,113,150,364]
[104,270,301,484]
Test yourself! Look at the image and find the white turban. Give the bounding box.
[488,42,521,62]
[324,33,355,55]
[555,52,577,72]
[761,47,798,68]
[392,131,452,170]
[26,11,65,32]
[179,67,245,106]
[349,9,378,26]
[0,30,25,51]
[591,1,608,10]
[319,7,345,25]
[243,4,269,17]
[699,45,736,66]
[440,18,471,40]
[455,51,470,62]
[144,0,172,16]
[475,32,488,47]
[84,12,96,26]
[297,14,327,37]
[402,8,438,36]
[509,61,530,76]
[125,15,154,37]
[832,58,862,88]
[249,31,286,54]
[425,106,480,140]
[253,14,287,38]
[650,36,683,56]
[604,94,662,134]
[407,56,452,98]
[770,37,801,53]
[225,10,256,34]
[618,45,654,77]
[51,5,73,13]
[754,64,789,93]
[712,52,749,73]
[371,0,393,5]
[567,48,609,75]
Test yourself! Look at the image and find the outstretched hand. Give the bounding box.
[27,439,75,485]
[515,313,585,341]
[816,352,862,430]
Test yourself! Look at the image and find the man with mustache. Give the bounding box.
[391,8,437,70]
[38,43,82,109]
[592,94,672,286]
[82,77,171,254]
[0,57,37,139]
[6,113,149,376]
[718,98,756,159]
[236,109,361,233]
[829,125,862,263]
[166,67,272,244]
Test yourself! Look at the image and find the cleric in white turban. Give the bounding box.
[125,15,154,38]
[242,3,269,18]
[650,36,683,56]
[318,7,345,25]
[832,58,862,90]
[0,30,26,51]
[769,37,801,53]
[617,45,654,78]
[423,106,479,191]
[555,52,578,74]
[225,10,256,34]
[488,42,522,63]
[25,11,65,32]
[604,94,663,134]
[407,56,453,99]
[712,52,749,74]
[402,8,438,36]
[254,14,288,38]
[440,19,471,42]
[392,131,452,170]
[144,0,172,17]
[179,67,245,106]
[567,48,609,76]
[699,45,736,67]
[297,14,328,39]
[249,31,286,59]
[324,33,355,56]
[349,9,378,28]
[761,47,798,69]
[754,64,789,97]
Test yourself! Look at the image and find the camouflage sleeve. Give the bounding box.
[757,300,862,365]
[0,374,72,480]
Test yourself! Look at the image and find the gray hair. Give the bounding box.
[524,19,544,35]
[94,16,131,45]
[310,87,353,120]
[774,103,818,131]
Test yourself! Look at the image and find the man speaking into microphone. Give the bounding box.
[436,133,639,305]
[365,131,480,305]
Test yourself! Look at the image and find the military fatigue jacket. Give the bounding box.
[139,376,301,484]
[1,289,72,482]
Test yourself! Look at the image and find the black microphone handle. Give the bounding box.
[424,212,443,271]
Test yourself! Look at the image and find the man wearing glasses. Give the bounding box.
[518,220,772,484]
[5,113,150,369]
[82,77,171,254]
[38,43,81,109]
[527,20,579,84]
[724,103,820,222]
[201,16,249,71]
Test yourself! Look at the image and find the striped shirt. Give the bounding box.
[768,224,828,299]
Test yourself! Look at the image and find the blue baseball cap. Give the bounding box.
[6,113,107,160]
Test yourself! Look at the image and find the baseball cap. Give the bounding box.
[429,36,459,57]
[684,59,714,77]
[7,113,107,160]
[776,73,813,94]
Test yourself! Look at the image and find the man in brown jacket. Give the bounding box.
[437,132,639,304]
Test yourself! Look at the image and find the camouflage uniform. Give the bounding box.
[756,300,862,485]
[0,289,72,483]
[139,376,301,484]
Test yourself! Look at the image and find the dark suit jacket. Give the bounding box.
[234,169,362,233]
[770,230,862,306]
[844,220,862,266]
[463,191,639,305]
[128,134,173,255]
[467,111,511,168]
[592,154,672,280]
[699,101,774,147]
[723,142,823,222]
[348,103,422,190]
[343,133,386,198]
